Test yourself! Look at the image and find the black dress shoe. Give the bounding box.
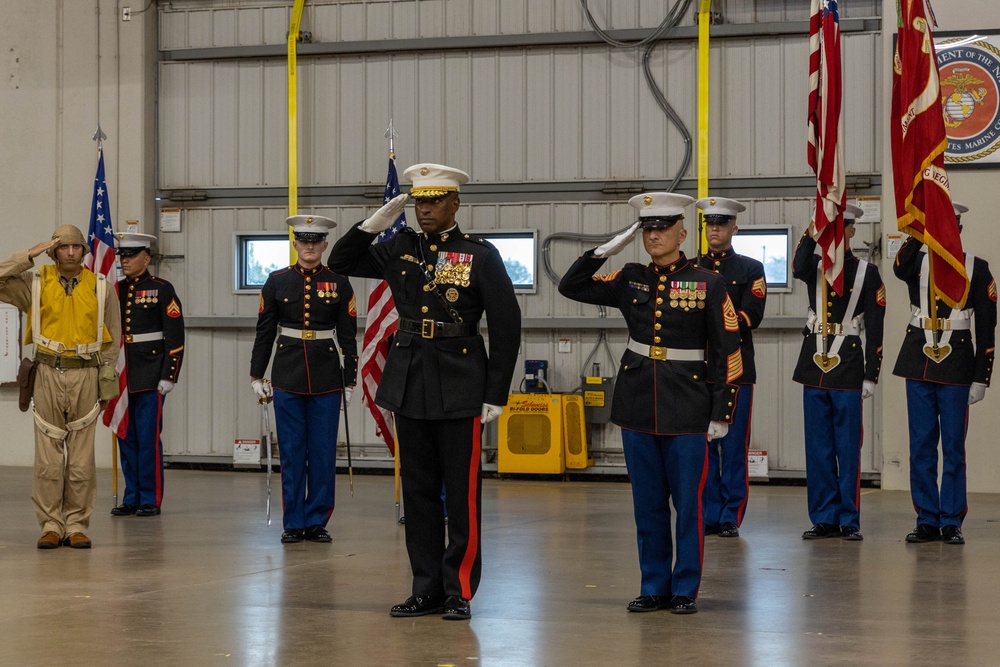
[442,595,472,620]
[389,595,445,617]
[942,525,965,545]
[704,524,719,536]
[802,523,840,539]
[669,596,698,614]
[906,524,941,543]
[627,595,668,612]
[281,529,305,544]
[110,503,137,516]
[718,522,740,538]
[840,526,864,541]
[135,504,161,517]
[305,525,332,543]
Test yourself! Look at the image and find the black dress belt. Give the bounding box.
[397,318,480,339]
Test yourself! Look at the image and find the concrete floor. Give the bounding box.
[1,467,999,666]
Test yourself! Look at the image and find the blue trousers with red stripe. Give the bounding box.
[272,389,341,531]
[703,385,754,528]
[396,414,482,600]
[118,390,165,508]
[802,386,863,529]
[621,429,707,600]
[905,380,970,529]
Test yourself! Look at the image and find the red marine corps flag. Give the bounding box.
[891,0,968,308]
[808,0,847,295]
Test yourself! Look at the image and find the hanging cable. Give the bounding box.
[541,1,694,290]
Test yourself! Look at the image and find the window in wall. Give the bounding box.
[236,233,290,292]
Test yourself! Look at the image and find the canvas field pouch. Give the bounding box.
[17,358,38,412]
[98,364,120,401]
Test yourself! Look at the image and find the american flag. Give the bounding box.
[360,155,408,454]
[84,149,129,437]
[807,0,847,295]
[891,0,968,308]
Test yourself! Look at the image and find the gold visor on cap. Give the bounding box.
[410,186,460,198]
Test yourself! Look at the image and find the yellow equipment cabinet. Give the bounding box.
[497,394,566,474]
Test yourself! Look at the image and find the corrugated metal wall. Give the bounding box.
[159,34,881,189]
[156,0,884,476]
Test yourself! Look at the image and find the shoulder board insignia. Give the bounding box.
[751,277,766,299]
[166,298,182,319]
[877,283,887,307]
[989,279,997,302]
[628,281,650,292]
[722,295,739,332]
[594,270,621,282]
[348,294,357,316]
[726,350,744,384]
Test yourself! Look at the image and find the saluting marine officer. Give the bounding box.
[792,203,885,541]
[110,232,185,517]
[893,202,996,545]
[695,197,767,538]
[250,215,358,545]
[328,163,521,621]
[559,192,744,615]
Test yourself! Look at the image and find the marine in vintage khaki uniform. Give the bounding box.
[0,225,120,549]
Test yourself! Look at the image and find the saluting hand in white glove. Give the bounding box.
[481,403,503,424]
[968,382,987,405]
[157,380,174,396]
[594,221,641,258]
[707,420,729,440]
[361,193,409,233]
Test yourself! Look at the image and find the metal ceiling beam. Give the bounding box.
[162,18,881,62]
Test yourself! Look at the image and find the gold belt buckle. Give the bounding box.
[421,319,436,339]
[820,323,840,336]
[124,334,134,344]
[301,329,316,341]
[923,317,947,331]
[649,345,667,361]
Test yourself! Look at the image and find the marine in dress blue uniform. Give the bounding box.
[892,203,997,545]
[328,164,521,621]
[250,215,358,545]
[110,232,184,518]
[792,204,885,541]
[695,197,767,539]
[559,192,744,615]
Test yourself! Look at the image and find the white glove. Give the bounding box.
[968,382,987,405]
[594,221,641,258]
[481,403,503,424]
[861,380,876,400]
[361,193,409,233]
[707,420,729,440]
[251,379,272,400]
[157,380,174,396]
[344,387,354,407]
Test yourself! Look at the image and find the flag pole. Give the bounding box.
[94,123,119,508]
[384,119,403,523]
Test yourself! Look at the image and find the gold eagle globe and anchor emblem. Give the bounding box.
[937,38,1000,164]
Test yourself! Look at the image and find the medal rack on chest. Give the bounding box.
[418,234,464,324]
